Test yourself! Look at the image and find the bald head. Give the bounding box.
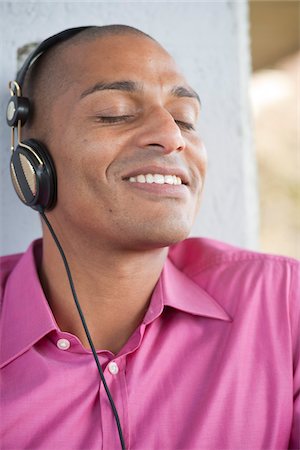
[22,25,156,139]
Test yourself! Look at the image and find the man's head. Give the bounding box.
[22,25,207,251]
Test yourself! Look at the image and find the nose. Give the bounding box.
[136,107,186,154]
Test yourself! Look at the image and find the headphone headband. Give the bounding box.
[16,26,93,87]
[7,26,94,128]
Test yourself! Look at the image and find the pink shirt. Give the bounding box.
[1,238,299,449]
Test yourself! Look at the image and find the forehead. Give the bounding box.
[62,34,188,91]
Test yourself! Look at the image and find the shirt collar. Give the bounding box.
[143,256,231,324]
[1,239,231,368]
[0,239,57,368]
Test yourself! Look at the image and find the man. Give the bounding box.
[1,25,299,449]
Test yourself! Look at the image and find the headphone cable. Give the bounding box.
[40,211,126,450]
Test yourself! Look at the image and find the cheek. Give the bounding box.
[75,136,112,184]
[188,137,208,185]
[78,131,125,173]
[198,143,208,178]
[51,139,103,209]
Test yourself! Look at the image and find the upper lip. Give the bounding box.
[122,165,190,185]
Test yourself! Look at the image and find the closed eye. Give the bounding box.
[174,120,195,131]
[95,115,134,123]
[94,115,195,131]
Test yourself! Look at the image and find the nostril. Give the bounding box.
[147,143,165,149]
[146,142,184,153]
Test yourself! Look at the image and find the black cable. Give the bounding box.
[40,211,126,450]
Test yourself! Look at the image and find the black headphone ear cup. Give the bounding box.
[10,139,57,211]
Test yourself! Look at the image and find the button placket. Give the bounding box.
[99,357,128,449]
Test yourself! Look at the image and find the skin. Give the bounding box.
[38,33,207,354]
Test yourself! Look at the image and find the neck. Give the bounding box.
[39,225,168,354]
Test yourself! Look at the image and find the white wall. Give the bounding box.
[0,0,258,255]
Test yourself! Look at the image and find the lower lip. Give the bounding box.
[124,181,189,198]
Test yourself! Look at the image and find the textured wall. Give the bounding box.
[0,1,258,255]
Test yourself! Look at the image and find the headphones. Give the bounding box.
[6,27,92,212]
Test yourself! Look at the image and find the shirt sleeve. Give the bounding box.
[288,260,300,449]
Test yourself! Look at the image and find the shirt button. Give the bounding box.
[108,361,119,375]
[57,338,71,350]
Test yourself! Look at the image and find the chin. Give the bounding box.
[133,221,192,250]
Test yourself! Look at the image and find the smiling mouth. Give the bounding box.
[123,173,186,185]
[122,172,189,199]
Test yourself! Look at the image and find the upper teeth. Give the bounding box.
[128,174,183,185]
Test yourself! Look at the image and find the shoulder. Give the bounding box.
[168,236,299,277]
[169,237,299,316]
[0,253,24,305]
[0,239,42,308]
[169,237,299,329]
[169,237,299,349]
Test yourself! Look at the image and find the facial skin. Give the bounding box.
[33,32,207,352]
[42,33,207,252]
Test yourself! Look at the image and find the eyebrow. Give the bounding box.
[80,80,201,106]
[170,85,201,106]
[80,80,139,98]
